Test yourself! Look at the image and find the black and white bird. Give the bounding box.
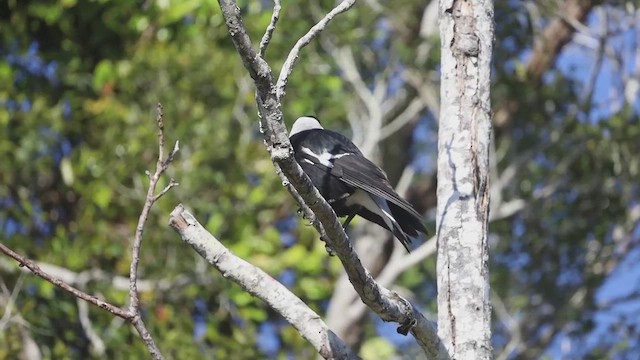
[289,116,427,252]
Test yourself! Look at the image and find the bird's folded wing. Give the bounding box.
[331,156,424,221]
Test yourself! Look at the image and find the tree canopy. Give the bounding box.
[1,0,639,359]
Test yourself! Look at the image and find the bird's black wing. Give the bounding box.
[290,129,358,204]
[331,155,426,230]
[290,128,427,234]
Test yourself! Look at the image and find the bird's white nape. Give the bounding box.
[290,116,323,136]
[300,146,353,168]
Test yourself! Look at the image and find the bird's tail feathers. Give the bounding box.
[390,225,412,252]
[389,203,428,236]
[371,195,413,252]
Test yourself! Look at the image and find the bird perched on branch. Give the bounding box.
[289,116,427,252]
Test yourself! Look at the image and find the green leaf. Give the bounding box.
[93,186,112,209]
[93,60,115,92]
[360,337,396,360]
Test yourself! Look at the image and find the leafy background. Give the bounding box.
[1,0,639,359]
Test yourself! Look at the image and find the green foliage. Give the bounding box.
[0,0,357,358]
[3,0,639,359]
[360,337,396,360]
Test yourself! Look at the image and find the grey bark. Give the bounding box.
[437,0,494,359]
[217,0,442,357]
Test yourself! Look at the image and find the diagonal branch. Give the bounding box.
[0,104,179,360]
[127,103,179,360]
[169,205,359,360]
[128,104,179,315]
[0,243,130,319]
[0,274,25,330]
[275,0,357,100]
[218,1,273,96]
[259,0,282,57]
[0,257,193,293]
[77,298,106,356]
[216,0,442,357]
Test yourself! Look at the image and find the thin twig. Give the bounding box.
[581,7,607,107]
[127,103,179,359]
[0,103,179,360]
[153,178,179,202]
[157,104,166,162]
[275,0,357,100]
[218,0,273,95]
[0,257,192,293]
[259,0,282,57]
[321,40,377,111]
[128,104,178,314]
[0,243,130,319]
[377,237,437,288]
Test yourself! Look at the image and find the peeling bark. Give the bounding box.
[437,0,493,359]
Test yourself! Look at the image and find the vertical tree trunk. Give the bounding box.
[437,0,493,359]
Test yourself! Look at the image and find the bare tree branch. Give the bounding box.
[20,327,42,360]
[377,237,437,288]
[0,243,130,319]
[321,42,383,156]
[379,97,425,140]
[125,103,180,360]
[0,257,193,293]
[275,0,357,100]
[216,0,442,356]
[329,235,438,346]
[259,0,282,57]
[527,0,600,80]
[581,7,607,107]
[0,104,178,360]
[168,205,359,360]
[153,178,179,202]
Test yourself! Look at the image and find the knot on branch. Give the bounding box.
[394,291,417,335]
[169,204,197,231]
[271,144,292,162]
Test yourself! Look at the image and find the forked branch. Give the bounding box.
[216,0,442,357]
[0,104,179,360]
